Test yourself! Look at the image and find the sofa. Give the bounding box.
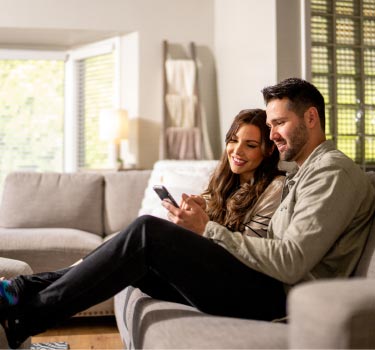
[0,160,374,349]
[0,160,215,318]
[0,169,152,316]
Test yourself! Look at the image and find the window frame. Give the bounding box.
[0,35,133,174]
[65,37,123,172]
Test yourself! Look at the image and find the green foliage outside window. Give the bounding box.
[0,60,64,189]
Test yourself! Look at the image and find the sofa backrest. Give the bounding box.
[354,218,375,278]
[0,172,104,235]
[138,160,218,220]
[353,172,375,278]
[103,170,151,235]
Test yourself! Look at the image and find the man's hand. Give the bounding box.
[184,195,206,210]
[162,193,209,235]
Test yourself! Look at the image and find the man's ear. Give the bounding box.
[304,107,320,129]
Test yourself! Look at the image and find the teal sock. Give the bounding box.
[0,280,19,306]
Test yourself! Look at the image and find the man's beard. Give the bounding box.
[281,121,308,162]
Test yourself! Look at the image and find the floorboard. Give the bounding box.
[31,316,124,349]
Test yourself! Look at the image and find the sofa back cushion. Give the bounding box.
[138,160,218,220]
[103,170,151,235]
[354,219,375,278]
[0,172,104,235]
[354,171,375,278]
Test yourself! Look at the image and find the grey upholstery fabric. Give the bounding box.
[0,258,33,349]
[354,217,375,278]
[115,287,288,349]
[0,228,103,272]
[0,170,153,318]
[103,171,151,235]
[354,172,375,278]
[289,278,375,349]
[0,172,104,235]
[0,256,33,278]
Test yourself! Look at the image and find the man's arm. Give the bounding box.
[204,164,373,284]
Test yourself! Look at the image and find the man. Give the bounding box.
[2,78,375,348]
[172,77,375,286]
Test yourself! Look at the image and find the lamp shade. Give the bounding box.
[99,109,128,143]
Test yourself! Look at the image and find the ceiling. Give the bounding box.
[0,28,122,50]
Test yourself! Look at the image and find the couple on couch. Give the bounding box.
[1,77,374,349]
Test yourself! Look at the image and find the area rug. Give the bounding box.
[31,341,69,349]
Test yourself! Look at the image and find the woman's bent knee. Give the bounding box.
[130,215,168,230]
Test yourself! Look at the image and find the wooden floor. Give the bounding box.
[31,316,124,349]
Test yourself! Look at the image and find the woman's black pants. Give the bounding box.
[14,215,286,337]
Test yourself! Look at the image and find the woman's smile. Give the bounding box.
[231,156,247,166]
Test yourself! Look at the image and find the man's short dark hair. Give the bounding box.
[261,77,326,131]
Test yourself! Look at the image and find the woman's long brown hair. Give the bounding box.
[202,108,283,232]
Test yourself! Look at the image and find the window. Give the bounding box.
[310,0,375,169]
[0,37,126,191]
[64,37,130,172]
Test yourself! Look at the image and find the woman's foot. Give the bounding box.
[0,279,19,311]
[0,279,25,348]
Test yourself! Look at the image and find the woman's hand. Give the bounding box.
[162,193,209,235]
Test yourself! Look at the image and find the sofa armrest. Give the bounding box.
[288,278,375,349]
[0,257,33,278]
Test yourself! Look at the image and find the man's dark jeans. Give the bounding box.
[14,215,286,337]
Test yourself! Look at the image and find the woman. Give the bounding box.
[1,109,285,349]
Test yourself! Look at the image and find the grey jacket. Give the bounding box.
[204,141,375,287]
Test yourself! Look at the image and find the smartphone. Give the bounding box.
[153,185,180,208]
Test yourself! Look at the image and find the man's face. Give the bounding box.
[266,98,309,165]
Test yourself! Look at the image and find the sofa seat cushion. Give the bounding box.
[0,228,103,272]
[0,172,104,235]
[115,287,288,349]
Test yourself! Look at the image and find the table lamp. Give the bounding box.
[99,109,129,169]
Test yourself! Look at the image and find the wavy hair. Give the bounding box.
[202,108,283,232]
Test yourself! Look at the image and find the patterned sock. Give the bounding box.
[0,280,19,306]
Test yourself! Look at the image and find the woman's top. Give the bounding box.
[240,176,285,238]
[204,175,284,254]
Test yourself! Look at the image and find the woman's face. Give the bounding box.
[226,123,264,184]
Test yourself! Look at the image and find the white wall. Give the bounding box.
[0,0,216,168]
[214,0,277,145]
[0,0,304,167]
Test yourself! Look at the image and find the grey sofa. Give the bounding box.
[0,170,151,316]
[1,163,375,349]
